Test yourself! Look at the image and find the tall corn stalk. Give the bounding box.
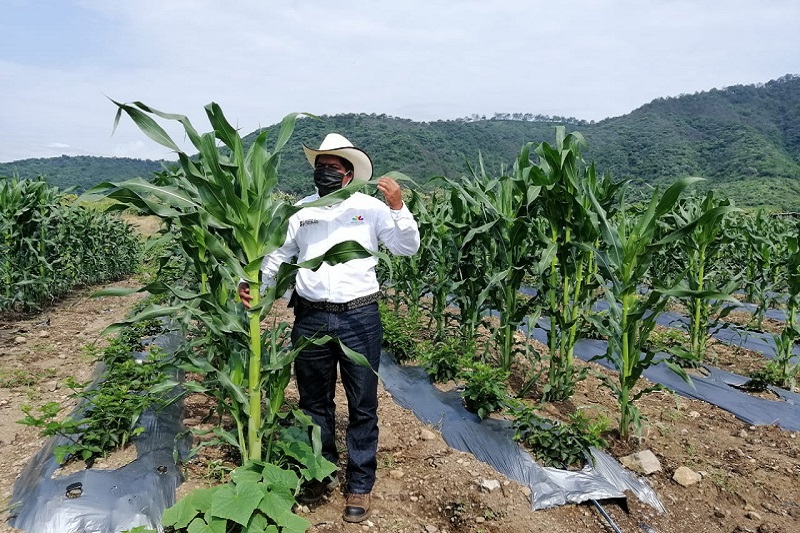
[86,101,374,463]
[431,173,495,342]
[530,128,623,401]
[466,154,547,371]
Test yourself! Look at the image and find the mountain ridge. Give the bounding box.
[2,74,798,210]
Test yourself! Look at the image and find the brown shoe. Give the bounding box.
[343,492,371,523]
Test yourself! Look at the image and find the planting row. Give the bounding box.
[0,177,140,313]
[383,127,800,442]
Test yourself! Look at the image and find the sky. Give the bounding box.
[1,0,798,163]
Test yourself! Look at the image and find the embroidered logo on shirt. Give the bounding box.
[300,219,320,227]
[351,215,365,222]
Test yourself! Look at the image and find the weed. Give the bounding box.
[743,359,799,391]
[378,452,396,470]
[204,459,231,483]
[0,368,36,388]
[80,344,102,360]
[30,342,56,354]
[646,327,687,354]
[418,336,474,383]
[381,302,423,363]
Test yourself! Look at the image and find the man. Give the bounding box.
[238,133,420,523]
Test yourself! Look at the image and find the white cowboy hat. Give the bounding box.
[303,133,373,183]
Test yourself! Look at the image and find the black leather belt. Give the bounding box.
[296,292,381,313]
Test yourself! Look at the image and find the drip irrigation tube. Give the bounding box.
[591,500,623,533]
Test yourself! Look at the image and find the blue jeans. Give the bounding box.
[291,301,382,494]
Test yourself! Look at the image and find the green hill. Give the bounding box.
[2,74,799,210]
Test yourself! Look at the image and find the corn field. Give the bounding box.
[6,104,799,531]
[0,176,140,312]
[387,128,800,440]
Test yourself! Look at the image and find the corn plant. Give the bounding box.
[659,192,740,366]
[427,174,494,342]
[429,154,548,372]
[732,211,793,328]
[411,187,458,340]
[85,101,375,468]
[770,229,800,389]
[587,178,701,440]
[383,190,427,320]
[528,128,624,401]
[0,177,139,312]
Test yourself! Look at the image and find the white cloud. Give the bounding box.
[1,0,798,161]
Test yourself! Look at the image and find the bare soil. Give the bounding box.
[1,285,799,533]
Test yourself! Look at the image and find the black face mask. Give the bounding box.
[314,166,347,197]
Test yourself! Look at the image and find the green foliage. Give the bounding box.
[418,336,476,383]
[726,211,794,326]
[460,361,509,420]
[432,143,547,372]
[380,302,422,364]
[644,327,688,355]
[587,178,701,440]
[509,402,609,468]
[6,75,800,210]
[658,192,740,366]
[161,460,316,533]
[0,156,165,192]
[84,101,374,531]
[0,368,38,388]
[17,325,169,464]
[85,101,375,464]
[767,228,800,389]
[0,177,140,312]
[530,127,623,401]
[743,359,799,392]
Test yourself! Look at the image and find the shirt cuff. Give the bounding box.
[389,202,410,216]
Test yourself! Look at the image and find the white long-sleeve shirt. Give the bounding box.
[261,192,420,303]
